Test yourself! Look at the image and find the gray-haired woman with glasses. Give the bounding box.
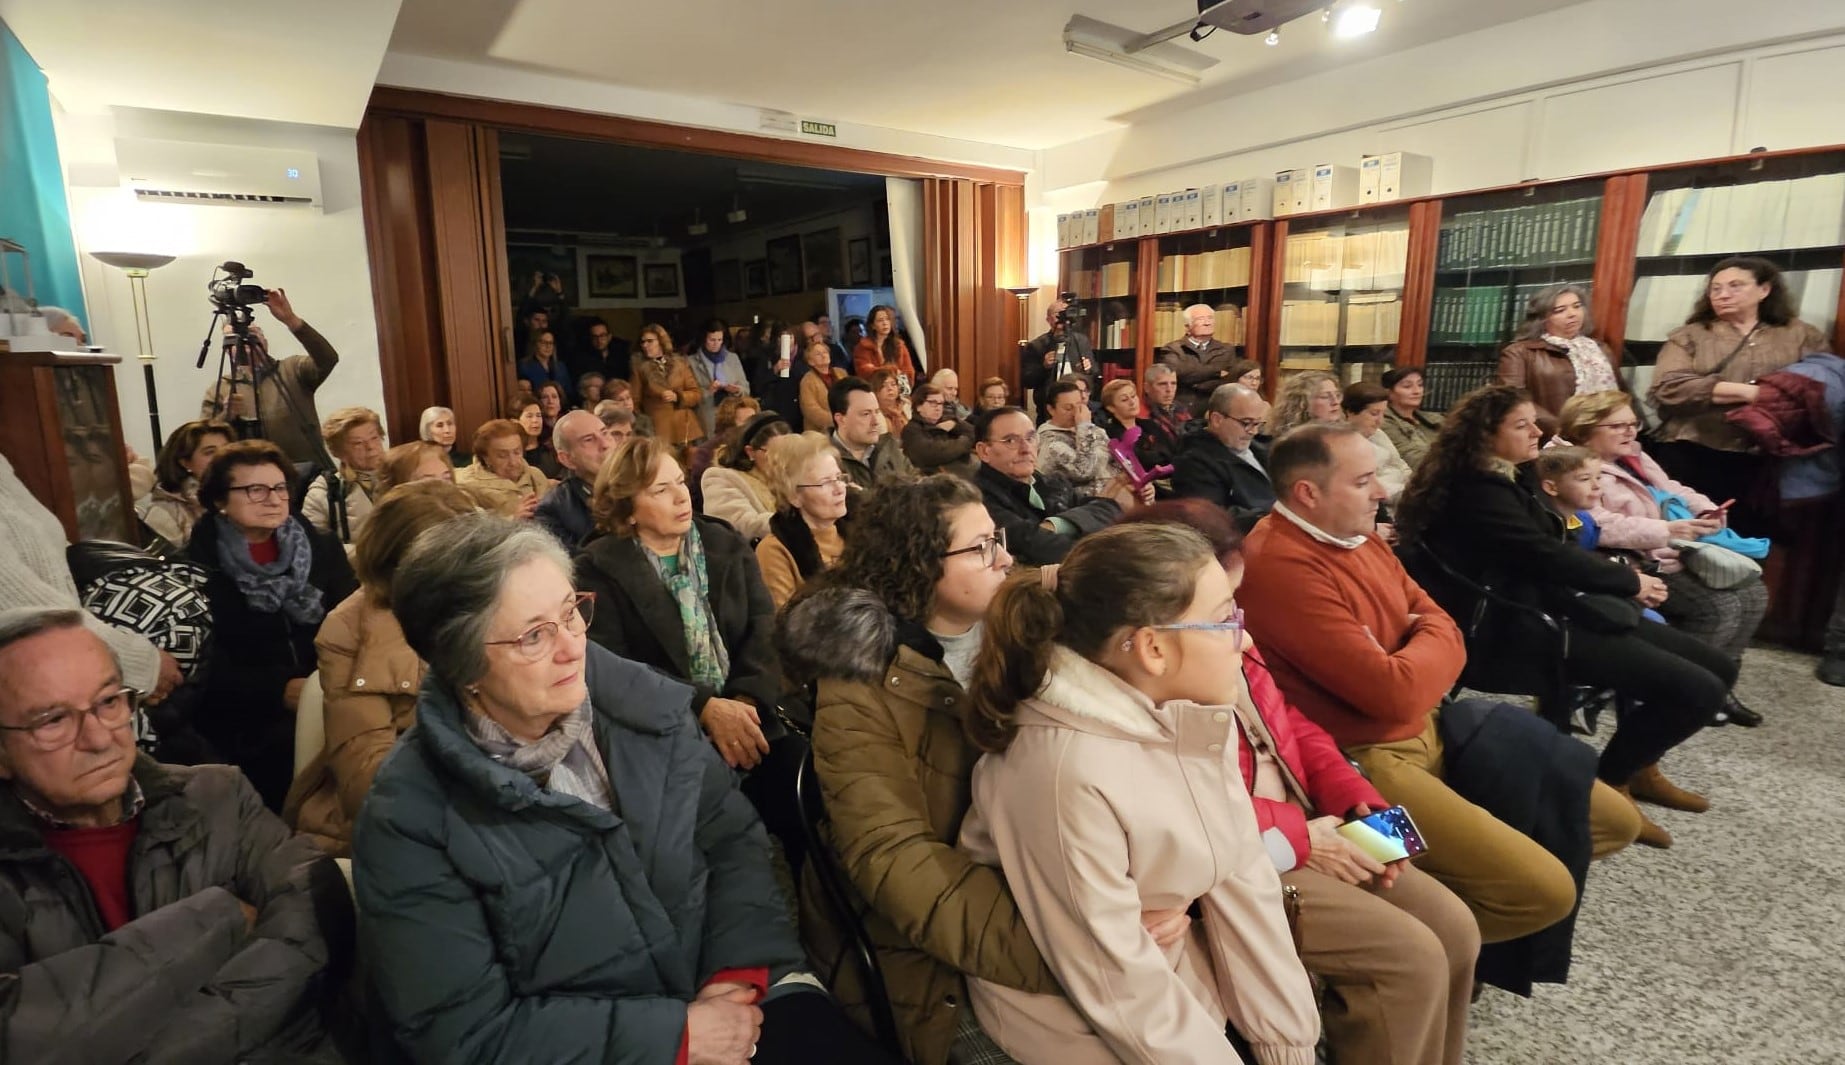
[186,439,354,810]
[353,511,896,1065]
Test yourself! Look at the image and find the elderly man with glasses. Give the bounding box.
[971,406,1144,566]
[0,606,351,1063]
[1172,383,1278,532]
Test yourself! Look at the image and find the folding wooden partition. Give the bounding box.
[356,88,1026,440]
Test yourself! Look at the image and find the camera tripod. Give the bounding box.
[193,302,351,542]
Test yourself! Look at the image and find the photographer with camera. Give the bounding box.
[199,286,341,466]
[1021,297,1097,415]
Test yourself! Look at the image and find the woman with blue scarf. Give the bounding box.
[188,439,355,809]
[574,436,787,776]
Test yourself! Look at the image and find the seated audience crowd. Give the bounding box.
[7,275,1820,1064]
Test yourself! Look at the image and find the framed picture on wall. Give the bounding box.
[713,259,743,303]
[643,263,681,299]
[744,259,769,299]
[585,253,638,299]
[847,237,872,285]
[803,227,844,291]
[766,234,804,295]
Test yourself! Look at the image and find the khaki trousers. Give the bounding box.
[1283,863,1479,1065]
[1348,716,1641,945]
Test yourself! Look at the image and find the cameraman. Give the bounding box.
[199,289,341,465]
[1021,298,1096,414]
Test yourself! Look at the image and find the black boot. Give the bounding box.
[1722,693,1762,728]
[1819,655,1845,687]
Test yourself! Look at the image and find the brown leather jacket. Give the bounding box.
[284,588,423,856]
[1496,336,1624,435]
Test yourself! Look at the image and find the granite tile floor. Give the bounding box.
[1463,646,1845,1065]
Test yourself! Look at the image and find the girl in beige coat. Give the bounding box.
[961,523,1321,1065]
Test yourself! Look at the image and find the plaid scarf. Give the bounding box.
[464,697,612,811]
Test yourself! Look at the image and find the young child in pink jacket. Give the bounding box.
[959,523,1321,1065]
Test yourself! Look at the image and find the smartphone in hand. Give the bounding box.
[1335,805,1429,864]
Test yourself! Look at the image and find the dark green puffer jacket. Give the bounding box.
[0,757,347,1065]
[354,641,805,1064]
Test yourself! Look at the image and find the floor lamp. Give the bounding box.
[1006,286,1036,345]
[90,251,176,446]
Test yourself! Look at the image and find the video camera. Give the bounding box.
[1053,291,1087,330]
[207,261,271,312]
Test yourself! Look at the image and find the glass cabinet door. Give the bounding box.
[1625,150,1845,366]
[1277,207,1412,386]
[1152,224,1257,357]
[1059,241,1141,380]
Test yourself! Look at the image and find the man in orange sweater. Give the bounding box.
[1240,423,1638,944]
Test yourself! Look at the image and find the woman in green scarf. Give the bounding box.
[574,436,787,770]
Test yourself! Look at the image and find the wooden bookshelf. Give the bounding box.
[1053,143,1845,392]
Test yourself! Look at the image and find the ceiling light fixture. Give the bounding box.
[687,210,708,237]
[1064,37,1205,85]
[725,195,747,225]
[1265,30,1280,45]
[1063,15,1216,84]
[1333,5,1382,37]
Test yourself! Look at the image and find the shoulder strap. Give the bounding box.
[1704,324,1761,381]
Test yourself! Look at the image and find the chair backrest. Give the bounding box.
[793,746,904,1056]
[1397,538,1579,726]
[291,462,321,514]
[293,671,325,778]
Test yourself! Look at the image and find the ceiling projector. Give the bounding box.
[1191,0,1331,35]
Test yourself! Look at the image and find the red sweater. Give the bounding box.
[1239,515,1466,747]
[44,819,141,931]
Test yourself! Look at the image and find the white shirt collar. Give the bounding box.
[1272,502,1368,550]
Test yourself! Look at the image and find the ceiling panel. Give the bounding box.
[389,0,1584,149]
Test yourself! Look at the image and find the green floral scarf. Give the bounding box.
[641,522,730,691]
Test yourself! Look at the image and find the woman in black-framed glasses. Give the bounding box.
[186,438,355,810]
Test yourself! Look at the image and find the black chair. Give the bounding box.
[793,746,904,1057]
[1397,537,1607,733]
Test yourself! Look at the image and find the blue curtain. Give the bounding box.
[0,20,84,316]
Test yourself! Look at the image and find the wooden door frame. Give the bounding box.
[368,88,1027,186]
[359,88,1026,434]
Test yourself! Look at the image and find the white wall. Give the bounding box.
[1040,0,1845,204]
[378,52,1038,176]
[56,107,385,459]
[1022,1,1845,320]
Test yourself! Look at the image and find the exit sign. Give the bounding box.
[800,120,837,138]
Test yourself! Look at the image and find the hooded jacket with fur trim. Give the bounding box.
[777,586,1055,1065]
[958,647,1320,1065]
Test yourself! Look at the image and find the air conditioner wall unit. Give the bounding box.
[115,138,322,208]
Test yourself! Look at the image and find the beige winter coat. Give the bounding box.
[960,647,1320,1065]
